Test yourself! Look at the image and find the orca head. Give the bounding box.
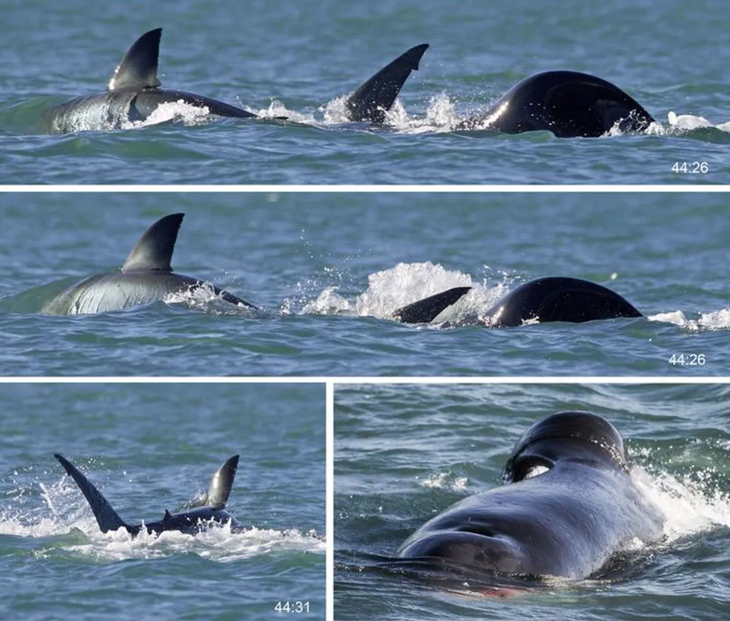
[108,28,163,92]
[501,412,629,484]
[488,70,655,137]
[486,276,642,327]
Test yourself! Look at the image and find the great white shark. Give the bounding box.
[55,453,242,535]
[42,28,429,133]
[43,28,257,133]
[393,276,642,326]
[42,213,254,315]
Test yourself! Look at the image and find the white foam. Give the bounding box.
[321,95,352,124]
[419,472,468,491]
[121,100,214,130]
[64,522,325,563]
[648,308,730,332]
[163,282,255,315]
[300,262,511,325]
[632,111,730,136]
[301,286,353,315]
[256,100,317,124]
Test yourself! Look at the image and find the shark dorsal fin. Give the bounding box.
[121,213,184,273]
[201,455,239,510]
[108,28,163,91]
[163,509,172,522]
[54,454,129,534]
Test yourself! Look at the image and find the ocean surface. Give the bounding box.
[1,0,729,184]
[0,382,325,621]
[334,383,730,621]
[0,191,727,377]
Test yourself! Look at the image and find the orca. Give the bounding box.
[396,412,665,580]
[43,28,257,133]
[393,276,642,326]
[344,44,429,123]
[54,453,242,536]
[456,70,655,137]
[41,213,255,315]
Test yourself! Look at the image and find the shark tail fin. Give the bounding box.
[394,286,472,324]
[345,43,429,123]
[108,28,162,91]
[197,455,239,510]
[54,454,129,533]
[121,213,184,273]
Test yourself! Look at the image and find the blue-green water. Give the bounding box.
[0,192,727,376]
[1,0,729,183]
[0,382,325,621]
[334,383,730,620]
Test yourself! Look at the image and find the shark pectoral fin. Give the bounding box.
[345,43,429,123]
[393,286,472,324]
[121,213,184,273]
[108,28,163,91]
[203,455,239,510]
[54,454,129,534]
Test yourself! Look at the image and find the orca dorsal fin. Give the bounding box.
[108,28,162,91]
[199,455,239,510]
[54,454,129,534]
[346,43,429,123]
[121,213,184,273]
[393,286,472,324]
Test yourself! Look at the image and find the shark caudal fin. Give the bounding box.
[393,286,472,324]
[191,455,239,510]
[108,28,162,91]
[121,213,184,273]
[54,454,129,533]
[345,44,429,123]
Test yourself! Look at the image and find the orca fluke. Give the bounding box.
[41,213,255,315]
[55,453,242,536]
[396,412,665,580]
[345,44,429,123]
[43,28,256,133]
[394,277,641,327]
[457,70,655,137]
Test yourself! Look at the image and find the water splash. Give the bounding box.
[163,282,258,316]
[299,262,510,325]
[121,101,215,130]
[301,262,484,320]
[1,473,324,563]
[419,472,468,491]
[610,110,730,137]
[648,309,730,332]
[632,464,730,544]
